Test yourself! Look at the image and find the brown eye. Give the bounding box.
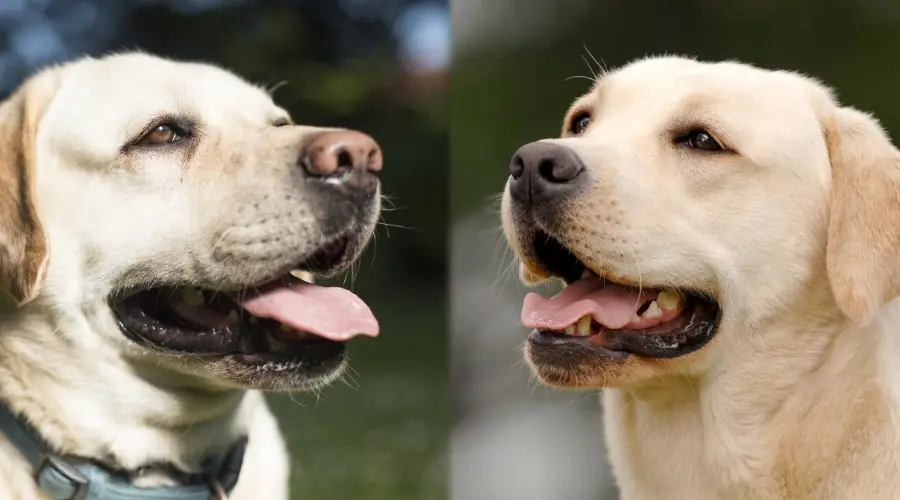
[570,113,592,135]
[140,124,184,146]
[273,117,290,127]
[680,130,722,151]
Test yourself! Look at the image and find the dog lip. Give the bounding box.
[528,329,630,360]
[527,295,721,360]
[109,288,350,362]
[105,230,373,369]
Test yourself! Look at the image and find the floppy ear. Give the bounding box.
[824,105,900,325]
[0,68,61,306]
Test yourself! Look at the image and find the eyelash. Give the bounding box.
[673,129,725,152]
[129,118,195,149]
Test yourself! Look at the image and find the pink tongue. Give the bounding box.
[238,282,379,341]
[521,277,654,330]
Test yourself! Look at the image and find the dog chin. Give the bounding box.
[190,355,349,392]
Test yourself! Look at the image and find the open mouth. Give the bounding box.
[522,230,720,359]
[110,237,378,371]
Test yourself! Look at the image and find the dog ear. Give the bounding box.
[0,68,61,306]
[824,104,900,325]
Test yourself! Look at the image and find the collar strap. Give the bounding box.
[0,401,247,500]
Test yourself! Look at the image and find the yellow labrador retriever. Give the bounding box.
[0,53,382,499]
[502,56,900,499]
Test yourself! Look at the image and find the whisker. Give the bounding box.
[580,54,599,80]
[265,80,290,96]
[583,45,608,77]
[565,74,597,83]
[376,221,418,232]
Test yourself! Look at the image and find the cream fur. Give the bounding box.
[0,52,378,499]
[502,56,900,499]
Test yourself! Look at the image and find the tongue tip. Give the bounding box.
[309,319,380,341]
[346,324,381,340]
[240,282,380,342]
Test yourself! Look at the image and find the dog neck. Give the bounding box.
[0,299,253,484]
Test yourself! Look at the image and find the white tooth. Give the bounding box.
[641,301,662,319]
[182,288,204,307]
[564,325,576,335]
[249,316,258,325]
[226,310,239,322]
[631,313,641,323]
[289,270,314,283]
[657,291,683,311]
[576,315,592,336]
[581,269,593,279]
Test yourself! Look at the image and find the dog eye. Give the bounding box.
[679,130,723,151]
[569,113,592,135]
[139,124,186,146]
[273,117,290,127]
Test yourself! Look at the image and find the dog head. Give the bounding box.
[502,56,900,388]
[0,53,383,391]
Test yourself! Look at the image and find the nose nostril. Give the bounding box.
[509,142,586,205]
[335,147,354,172]
[510,156,525,179]
[301,130,382,178]
[366,147,383,173]
[538,159,558,182]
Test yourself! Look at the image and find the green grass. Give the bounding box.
[268,287,447,500]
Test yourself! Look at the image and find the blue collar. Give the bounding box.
[0,400,247,500]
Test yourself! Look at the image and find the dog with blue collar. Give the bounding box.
[0,52,383,499]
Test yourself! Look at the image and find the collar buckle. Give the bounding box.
[35,454,90,500]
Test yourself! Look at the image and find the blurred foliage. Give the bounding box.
[0,0,447,498]
[452,0,900,219]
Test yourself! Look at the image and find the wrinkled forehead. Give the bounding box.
[571,58,819,127]
[46,54,285,148]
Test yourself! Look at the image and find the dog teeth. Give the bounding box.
[631,313,641,323]
[657,290,683,311]
[182,288,205,307]
[558,315,595,336]
[641,301,663,319]
[575,315,593,336]
[581,269,594,279]
[289,270,314,283]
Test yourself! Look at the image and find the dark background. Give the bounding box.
[0,0,448,498]
[451,1,900,499]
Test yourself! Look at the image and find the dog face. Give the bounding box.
[0,53,383,391]
[502,56,900,388]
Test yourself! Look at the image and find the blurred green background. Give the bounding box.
[0,0,448,498]
[452,0,900,220]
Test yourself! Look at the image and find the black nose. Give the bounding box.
[508,142,586,206]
